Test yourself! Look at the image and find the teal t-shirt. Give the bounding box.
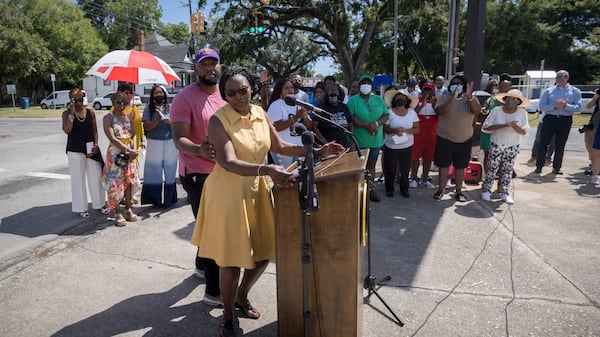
[347,94,388,148]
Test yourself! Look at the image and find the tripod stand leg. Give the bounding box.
[366,285,404,326]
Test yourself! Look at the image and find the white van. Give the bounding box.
[40,90,88,109]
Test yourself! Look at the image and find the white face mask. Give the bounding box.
[492,88,499,94]
[360,84,372,95]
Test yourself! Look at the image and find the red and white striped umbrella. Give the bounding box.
[86,50,180,85]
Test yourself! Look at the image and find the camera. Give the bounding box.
[114,153,130,168]
[578,123,594,134]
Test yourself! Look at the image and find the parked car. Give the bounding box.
[92,92,142,110]
[526,90,595,114]
[40,90,88,109]
[580,91,596,114]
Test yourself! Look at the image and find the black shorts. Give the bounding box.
[434,135,473,169]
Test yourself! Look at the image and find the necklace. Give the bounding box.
[75,110,86,122]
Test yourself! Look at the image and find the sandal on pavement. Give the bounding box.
[99,206,110,215]
[235,300,260,319]
[220,320,236,337]
[433,190,444,200]
[455,193,467,202]
[115,214,127,227]
[79,212,90,218]
[124,209,138,222]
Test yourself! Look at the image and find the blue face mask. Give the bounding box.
[449,84,463,95]
[393,98,407,107]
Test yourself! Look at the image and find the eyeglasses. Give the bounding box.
[225,86,249,97]
[556,74,568,79]
[115,100,126,105]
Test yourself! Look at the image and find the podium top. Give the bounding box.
[311,150,367,181]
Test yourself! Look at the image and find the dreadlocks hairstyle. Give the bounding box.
[218,66,261,101]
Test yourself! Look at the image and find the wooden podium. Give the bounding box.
[274,150,367,337]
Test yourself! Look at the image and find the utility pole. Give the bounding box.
[463,0,486,90]
[445,0,460,80]
[188,0,194,51]
[393,0,398,85]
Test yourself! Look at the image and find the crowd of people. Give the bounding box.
[61,44,600,336]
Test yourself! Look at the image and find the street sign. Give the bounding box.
[51,74,56,82]
[6,84,16,95]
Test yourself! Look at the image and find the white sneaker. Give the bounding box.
[409,179,418,188]
[590,176,598,185]
[481,191,491,201]
[421,181,436,189]
[502,193,514,204]
[203,294,223,306]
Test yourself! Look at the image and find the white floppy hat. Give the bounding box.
[384,89,419,109]
[495,89,531,108]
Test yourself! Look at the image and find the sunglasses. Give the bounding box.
[225,86,249,97]
[72,98,84,102]
[115,100,126,105]
[556,75,568,79]
[122,90,133,95]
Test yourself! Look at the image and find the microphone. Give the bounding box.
[299,129,319,211]
[284,94,331,116]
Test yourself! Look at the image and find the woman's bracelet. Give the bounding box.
[257,164,263,176]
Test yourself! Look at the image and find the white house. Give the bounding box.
[515,70,556,99]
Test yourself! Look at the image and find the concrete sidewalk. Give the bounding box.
[0,132,599,337]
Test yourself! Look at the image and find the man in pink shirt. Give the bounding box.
[171,48,226,306]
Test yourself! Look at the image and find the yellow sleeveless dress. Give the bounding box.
[191,104,275,269]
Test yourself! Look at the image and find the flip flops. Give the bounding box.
[99,206,110,215]
[78,212,90,218]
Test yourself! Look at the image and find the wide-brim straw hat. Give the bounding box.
[495,89,530,108]
[384,89,419,109]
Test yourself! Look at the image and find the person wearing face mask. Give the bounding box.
[347,74,389,202]
[382,90,420,198]
[312,83,354,148]
[481,89,530,204]
[432,75,481,202]
[140,85,178,208]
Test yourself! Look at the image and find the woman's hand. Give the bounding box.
[265,165,294,187]
[315,141,345,158]
[128,149,138,159]
[396,128,405,136]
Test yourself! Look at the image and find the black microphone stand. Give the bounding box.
[363,170,404,326]
[297,130,319,337]
[306,109,363,159]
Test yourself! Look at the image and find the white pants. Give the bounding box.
[67,151,105,212]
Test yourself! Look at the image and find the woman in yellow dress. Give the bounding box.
[191,66,343,337]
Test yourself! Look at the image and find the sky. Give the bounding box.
[158,0,335,76]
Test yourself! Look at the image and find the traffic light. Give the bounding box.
[191,12,206,34]
[248,11,265,35]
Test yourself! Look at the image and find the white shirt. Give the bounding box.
[384,108,420,149]
[482,106,530,148]
[267,98,303,145]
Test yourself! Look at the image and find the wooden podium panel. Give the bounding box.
[274,151,366,337]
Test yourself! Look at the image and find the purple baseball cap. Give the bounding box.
[194,48,220,63]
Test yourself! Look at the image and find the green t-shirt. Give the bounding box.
[347,94,388,148]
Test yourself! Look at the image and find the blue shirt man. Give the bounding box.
[535,70,582,174]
